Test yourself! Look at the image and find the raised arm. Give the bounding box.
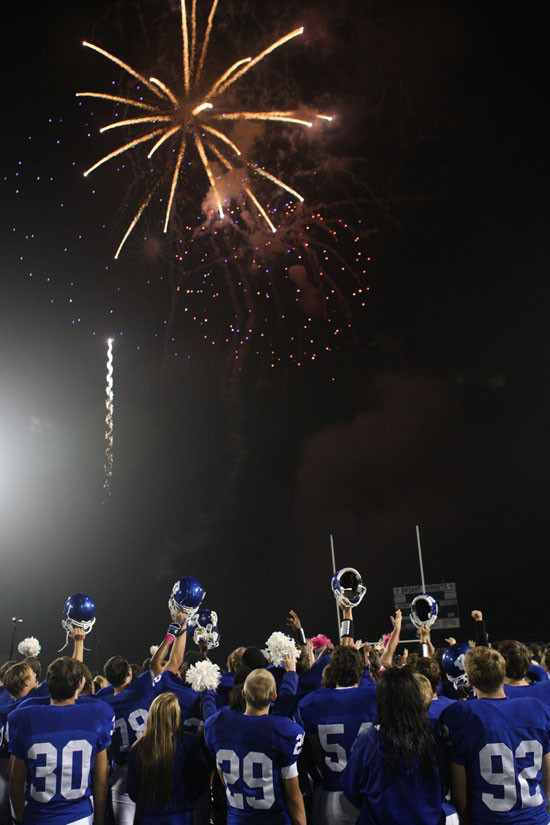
[71,627,86,662]
[380,610,402,669]
[418,623,435,658]
[339,603,355,647]
[471,609,489,647]
[150,613,187,677]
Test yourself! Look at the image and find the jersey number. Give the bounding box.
[113,708,148,752]
[318,722,372,772]
[217,749,276,810]
[479,740,543,811]
[28,740,93,802]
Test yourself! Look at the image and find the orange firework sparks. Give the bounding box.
[77,1,331,258]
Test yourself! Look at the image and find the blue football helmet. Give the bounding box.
[410,593,438,629]
[442,642,472,687]
[62,593,96,636]
[331,568,366,609]
[188,609,220,649]
[168,577,205,619]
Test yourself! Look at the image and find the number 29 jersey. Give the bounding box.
[204,707,304,825]
[8,701,114,825]
[441,696,550,825]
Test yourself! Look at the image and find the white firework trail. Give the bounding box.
[103,337,114,500]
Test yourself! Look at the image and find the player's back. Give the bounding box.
[103,671,155,764]
[298,684,377,791]
[205,707,304,824]
[441,696,550,825]
[8,701,114,825]
[153,670,202,734]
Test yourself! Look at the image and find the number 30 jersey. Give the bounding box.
[204,708,305,824]
[441,696,550,825]
[8,701,114,825]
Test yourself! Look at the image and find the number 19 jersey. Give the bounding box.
[205,708,304,824]
[441,696,550,825]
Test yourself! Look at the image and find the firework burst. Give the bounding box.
[78,0,331,258]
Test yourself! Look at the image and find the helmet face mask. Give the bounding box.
[61,593,96,636]
[331,567,367,609]
[188,609,220,649]
[410,594,438,629]
[168,577,205,619]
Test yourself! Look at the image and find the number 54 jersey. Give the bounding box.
[441,696,550,825]
[205,708,305,825]
[8,701,114,825]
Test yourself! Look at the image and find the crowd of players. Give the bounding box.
[1,575,550,825]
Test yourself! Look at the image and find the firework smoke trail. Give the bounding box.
[78,2,331,257]
[103,338,114,500]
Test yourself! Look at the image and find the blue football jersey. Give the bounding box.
[441,696,550,825]
[8,701,114,825]
[341,725,447,825]
[102,671,155,765]
[428,695,456,722]
[504,681,550,712]
[216,671,235,708]
[205,707,304,824]
[153,670,203,735]
[297,685,377,792]
[296,655,331,702]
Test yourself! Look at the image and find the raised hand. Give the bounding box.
[286,610,302,632]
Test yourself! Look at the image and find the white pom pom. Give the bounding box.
[185,660,221,692]
[150,645,159,656]
[18,637,41,658]
[264,632,300,667]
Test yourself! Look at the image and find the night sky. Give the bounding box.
[1,0,548,672]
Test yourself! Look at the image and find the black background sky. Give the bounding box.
[1,0,548,672]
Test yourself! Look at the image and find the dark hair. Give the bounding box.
[104,655,130,688]
[413,657,442,693]
[24,656,42,680]
[130,663,142,681]
[47,657,84,701]
[328,646,364,687]
[498,640,531,680]
[375,667,440,778]
[229,666,251,712]
[180,651,207,681]
[142,658,152,672]
[242,647,268,670]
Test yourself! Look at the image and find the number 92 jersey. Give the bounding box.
[441,696,550,825]
[205,708,305,824]
[8,701,114,825]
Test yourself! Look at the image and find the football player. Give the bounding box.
[297,645,377,825]
[442,646,550,825]
[205,668,307,825]
[0,662,40,824]
[500,640,550,708]
[9,656,114,825]
[101,654,156,825]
